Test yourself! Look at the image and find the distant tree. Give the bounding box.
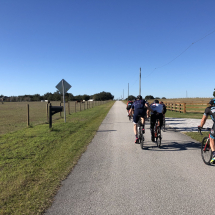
[161,97,166,100]
[93,91,114,101]
[127,95,136,101]
[155,97,160,99]
[213,88,215,97]
[145,95,154,100]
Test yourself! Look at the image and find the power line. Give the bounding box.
[145,27,215,78]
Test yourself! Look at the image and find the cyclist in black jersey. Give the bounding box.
[129,95,152,143]
[199,98,215,163]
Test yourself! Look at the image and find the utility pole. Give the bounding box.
[123,89,124,100]
[128,83,129,99]
[139,67,141,95]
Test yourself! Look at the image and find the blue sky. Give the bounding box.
[1,0,215,99]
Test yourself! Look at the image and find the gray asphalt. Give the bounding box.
[45,101,215,215]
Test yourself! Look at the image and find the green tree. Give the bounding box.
[213,88,215,97]
[145,95,154,100]
[127,95,136,101]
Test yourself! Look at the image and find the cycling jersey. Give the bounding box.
[131,99,147,124]
[204,106,215,139]
[126,101,133,110]
[161,104,167,114]
[204,106,215,122]
[150,103,163,114]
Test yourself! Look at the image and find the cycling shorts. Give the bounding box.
[133,109,146,124]
[210,123,215,139]
[127,106,132,110]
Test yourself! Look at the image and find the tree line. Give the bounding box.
[0,91,114,102]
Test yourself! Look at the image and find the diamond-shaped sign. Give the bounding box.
[56,79,72,94]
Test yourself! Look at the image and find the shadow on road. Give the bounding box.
[142,141,200,151]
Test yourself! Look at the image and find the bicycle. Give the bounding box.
[198,127,212,165]
[137,116,145,148]
[154,119,161,148]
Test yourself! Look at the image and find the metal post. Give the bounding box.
[62,80,66,122]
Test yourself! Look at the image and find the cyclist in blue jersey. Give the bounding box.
[199,98,215,163]
[129,95,152,143]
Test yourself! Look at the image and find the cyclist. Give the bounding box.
[150,100,163,141]
[126,100,133,116]
[198,98,215,163]
[129,95,151,143]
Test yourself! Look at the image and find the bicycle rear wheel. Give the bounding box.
[201,137,212,165]
[162,120,165,132]
[140,129,144,149]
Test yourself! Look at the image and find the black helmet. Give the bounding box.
[137,95,142,100]
[154,99,159,103]
[209,99,215,106]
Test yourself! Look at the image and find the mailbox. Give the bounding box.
[49,105,63,128]
[50,106,63,116]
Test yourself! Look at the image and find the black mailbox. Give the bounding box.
[50,106,63,115]
[49,105,63,128]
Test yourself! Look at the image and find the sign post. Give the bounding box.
[56,79,72,123]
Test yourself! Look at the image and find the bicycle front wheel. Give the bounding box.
[156,135,161,148]
[201,137,212,165]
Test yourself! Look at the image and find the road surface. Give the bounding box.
[46,101,215,215]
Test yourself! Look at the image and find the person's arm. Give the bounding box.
[145,103,153,112]
[199,114,208,128]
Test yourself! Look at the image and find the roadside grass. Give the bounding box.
[185,131,210,143]
[0,101,115,215]
[165,111,203,119]
[0,101,102,135]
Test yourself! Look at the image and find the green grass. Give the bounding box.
[185,131,210,143]
[0,101,105,135]
[0,101,115,215]
[165,111,204,119]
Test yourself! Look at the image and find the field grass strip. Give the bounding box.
[0,101,115,215]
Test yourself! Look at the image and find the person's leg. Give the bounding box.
[150,115,156,141]
[133,113,139,143]
[210,137,215,151]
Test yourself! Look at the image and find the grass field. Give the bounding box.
[0,101,105,135]
[0,101,115,215]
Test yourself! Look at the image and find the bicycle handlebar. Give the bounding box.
[198,127,203,135]
[198,127,211,135]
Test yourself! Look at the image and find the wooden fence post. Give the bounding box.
[60,103,61,117]
[27,104,29,127]
[46,103,49,122]
[80,102,81,111]
[68,101,70,115]
[183,103,186,113]
[75,102,76,113]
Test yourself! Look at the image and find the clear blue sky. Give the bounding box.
[1,0,215,99]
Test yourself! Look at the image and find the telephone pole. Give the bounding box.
[139,67,141,95]
[128,83,129,99]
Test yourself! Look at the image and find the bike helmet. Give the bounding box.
[137,95,142,100]
[154,99,159,103]
[209,99,215,106]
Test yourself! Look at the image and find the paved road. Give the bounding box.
[46,101,215,215]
